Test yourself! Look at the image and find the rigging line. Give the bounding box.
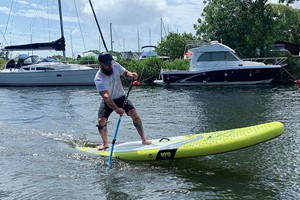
[0,29,9,46]
[48,0,56,42]
[112,26,122,49]
[2,0,14,46]
[43,0,54,42]
[13,0,38,41]
[88,0,108,52]
[46,0,51,42]
[73,0,86,52]
[41,0,47,41]
[17,6,39,42]
[160,18,167,39]
[162,21,167,37]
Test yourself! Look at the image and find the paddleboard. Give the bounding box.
[78,121,284,161]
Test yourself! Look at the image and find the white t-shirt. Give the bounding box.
[94,62,126,99]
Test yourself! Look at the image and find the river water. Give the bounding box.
[0,85,299,199]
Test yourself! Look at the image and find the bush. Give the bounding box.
[118,58,160,83]
[163,59,189,70]
[287,57,300,81]
[117,58,190,83]
[0,59,7,69]
[75,56,98,65]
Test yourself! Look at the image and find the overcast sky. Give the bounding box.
[0,0,299,58]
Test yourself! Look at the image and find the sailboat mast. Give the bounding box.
[110,23,113,52]
[160,18,163,43]
[58,0,66,63]
[137,30,140,53]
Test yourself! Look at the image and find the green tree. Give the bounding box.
[49,55,64,62]
[195,0,252,56]
[271,4,300,44]
[278,0,299,3]
[195,0,278,57]
[156,32,197,60]
[248,1,276,56]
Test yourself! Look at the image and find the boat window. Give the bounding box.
[198,52,211,61]
[36,67,55,70]
[32,56,39,63]
[23,57,33,65]
[197,52,239,62]
[211,52,225,61]
[225,52,238,61]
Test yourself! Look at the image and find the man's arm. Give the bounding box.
[100,90,124,115]
[124,70,138,80]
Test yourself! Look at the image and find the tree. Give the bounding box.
[156,32,197,60]
[278,0,299,3]
[194,0,279,57]
[247,0,277,56]
[49,55,64,62]
[195,0,253,56]
[271,4,300,44]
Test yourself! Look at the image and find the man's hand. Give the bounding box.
[115,108,125,116]
[126,71,138,80]
[131,72,138,80]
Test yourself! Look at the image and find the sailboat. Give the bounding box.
[0,0,98,86]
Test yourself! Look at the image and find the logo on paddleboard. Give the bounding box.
[156,149,177,160]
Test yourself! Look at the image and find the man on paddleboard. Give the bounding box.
[94,52,152,150]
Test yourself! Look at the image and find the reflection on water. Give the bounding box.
[164,86,277,131]
[0,85,299,199]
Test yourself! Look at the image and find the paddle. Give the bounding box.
[106,79,135,174]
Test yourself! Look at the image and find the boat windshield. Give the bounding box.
[197,52,239,62]
[22,66,55,71]
[13,54,40,68]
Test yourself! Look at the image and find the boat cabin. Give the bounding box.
[5,54,55,71]
[189,41,242,71]
[6,54,38,69]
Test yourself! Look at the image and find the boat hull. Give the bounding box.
[154,67,281,86]
[0,68,98,86]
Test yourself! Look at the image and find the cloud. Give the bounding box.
[82,0,167,26]
[0,6,10,15]
[1,0,204,55]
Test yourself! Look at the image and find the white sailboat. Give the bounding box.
[0,0,98,86]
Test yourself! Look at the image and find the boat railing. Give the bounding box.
[185,40,221,49]
[185,40,213,51]
[186,40,206,48]
[160,68,187,72]
[243,57,288,67]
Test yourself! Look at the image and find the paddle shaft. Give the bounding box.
[106,79,134,173]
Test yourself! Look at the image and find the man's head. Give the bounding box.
[98,52,114,76]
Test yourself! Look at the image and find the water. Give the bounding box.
[0,85,299,200]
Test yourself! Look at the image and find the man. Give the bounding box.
[94,52,152,151]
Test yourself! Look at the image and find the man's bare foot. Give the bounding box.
[97,144,109,151]
[142,139,152,145]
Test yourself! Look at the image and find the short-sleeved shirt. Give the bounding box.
[94,62,126,99]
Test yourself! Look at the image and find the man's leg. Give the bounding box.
[128,109,152,145]
[97,117,110,150]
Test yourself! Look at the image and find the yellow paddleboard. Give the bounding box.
[78,121,284,161]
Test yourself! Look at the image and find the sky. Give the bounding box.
[0,0,299,58]
[0,0,205,58]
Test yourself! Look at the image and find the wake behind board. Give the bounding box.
[78,121,284,161]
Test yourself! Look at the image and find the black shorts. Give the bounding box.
[98,95,135,119]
